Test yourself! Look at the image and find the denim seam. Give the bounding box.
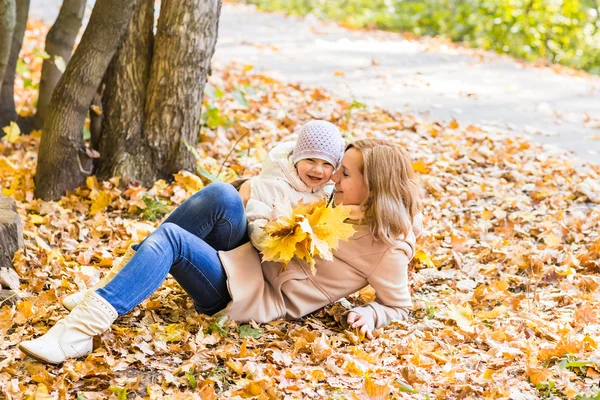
[179,254,228,304]
[223,218,235,249]
[195,221,213,239]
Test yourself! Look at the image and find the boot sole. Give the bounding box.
[18,343,62,365]
[18,337,102,365]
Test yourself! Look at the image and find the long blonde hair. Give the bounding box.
[347,139,423,244]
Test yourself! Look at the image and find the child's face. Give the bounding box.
[296,158,335,189]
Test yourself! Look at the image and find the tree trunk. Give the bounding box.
[0,0,29,132]
[34,0,87,130]
[35,0,135,201]
[95,0,154,183]
[0,0,16,93]
[141,0,222,186]
[89,82,104,150]
[0,195,23,275]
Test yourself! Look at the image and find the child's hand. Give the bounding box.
[346,312,374,340]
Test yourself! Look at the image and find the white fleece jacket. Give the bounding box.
[246,142,330,249]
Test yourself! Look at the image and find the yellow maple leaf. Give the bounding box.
[308,202,355,249]
[2,122,21,143]
[526,367,551,386]
[261,220,310,265]
[476,305,507,320]
[0,307,15,336]
[363,374,390,400]
[544,232,561,248]
[538,339,583,361]
[260,200,356,272]
[447,303,474,332]
[233,381,265,397]
[31,383,50,400]
[0,156,17,173]
[86,176,113,214]
[29,214,45,225]
[226,359,243,374]
[174,171,203,192]
[30,129,42,138]
[359,285,376,303]
[2,174,23,197]
[90,190,112,214]
[414,250,436,268]
[86,175,100,190]
[16,300,35,323]
[412,159,431,174]
[293,199,320,217]
[449,119,460,129]
[482,369,496,380]
[309,369,327,383]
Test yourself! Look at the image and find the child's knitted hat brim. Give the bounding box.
[291,120,344,169]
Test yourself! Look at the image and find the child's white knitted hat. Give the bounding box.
[291,120,344,169]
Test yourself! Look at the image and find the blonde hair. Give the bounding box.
[347,139,423,245]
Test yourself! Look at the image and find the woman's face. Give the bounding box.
[332,148,369,206]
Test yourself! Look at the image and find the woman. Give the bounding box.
[19,139,423,364]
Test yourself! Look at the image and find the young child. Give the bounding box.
[238,119,345,249]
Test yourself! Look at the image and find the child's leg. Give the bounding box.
[97,222,232,315]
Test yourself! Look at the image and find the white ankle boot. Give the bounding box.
[63,245,136,311]
[19,292,118,364]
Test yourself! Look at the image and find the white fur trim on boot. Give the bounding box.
[62,245,136,311]
[19,292,118,364]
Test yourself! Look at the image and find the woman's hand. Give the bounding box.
[346,311,374,340]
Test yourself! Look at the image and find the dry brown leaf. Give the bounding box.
[363,374,390,400]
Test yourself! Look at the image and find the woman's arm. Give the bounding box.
[347,246,412,333]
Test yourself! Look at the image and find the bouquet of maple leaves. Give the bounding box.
[258,199,357,275]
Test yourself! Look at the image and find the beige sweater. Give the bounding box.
[217,214,423,330]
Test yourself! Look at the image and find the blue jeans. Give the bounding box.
[96,182,249,315]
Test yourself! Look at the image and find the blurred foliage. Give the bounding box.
[241,0,600,74]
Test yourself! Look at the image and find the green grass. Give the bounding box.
[239,0,600,75]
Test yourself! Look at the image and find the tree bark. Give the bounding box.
[89,82,104,150]
[0,195,23,273]
[0,0,29,132]
[0,0,16,94]
[141,0,222,186]
[95,0,154,183]
[35,0,135,201]
[34,0,87,130]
